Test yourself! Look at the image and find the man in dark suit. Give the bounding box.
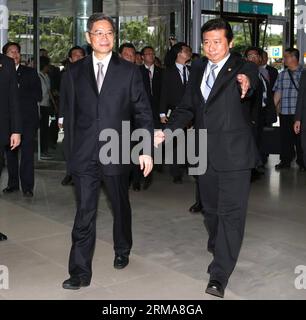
[159,42,192,184]
[294,69,306,165]
[140,46,163,128]
[2,42,42,197]
[0,53,22,241]
[61,13,154,290]
[245,47,277,178]
[262,50,278,90]
[136,46,163,189]
[155,18,258,298]
[58,45,86,186]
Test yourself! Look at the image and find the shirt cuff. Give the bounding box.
[160,113,166,118]
[58,117,64,125]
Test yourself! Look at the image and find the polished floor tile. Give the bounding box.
[0,155,306,299]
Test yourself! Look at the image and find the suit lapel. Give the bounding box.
[195,58,208,105]
[98,53,120,97]
[205,54,243,105]
[83,55,99,96]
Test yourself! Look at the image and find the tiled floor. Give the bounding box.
[0,155,306,300]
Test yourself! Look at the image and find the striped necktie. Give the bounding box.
[203,64,218,101]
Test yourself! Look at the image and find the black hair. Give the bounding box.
[201,18,233,44]
[87,13,116,32]
[141,46,154,56]
[244,46,263,58]
[2,41,21,54]
[284,48,300,61]
[170,42,189,61]
[119,43,136,54]
[68,46,86,58]
[40,56,50,71]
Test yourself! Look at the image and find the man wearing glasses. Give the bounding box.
[61,13,154,290]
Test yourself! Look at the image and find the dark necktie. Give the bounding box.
[182,66,187,86]
[96,62,104,92]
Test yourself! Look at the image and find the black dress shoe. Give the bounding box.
[173,176,183,184]
[143,178,152,190]
[114,255,129,269]
[275,162,290,170]
[62,277,90,290]
[189,202,202,213]
[23,190,33,197]
[3,186,19,193]
[0,232,8,241]
[205,280,224,298]
[61,175,73,186]
[132,182,141,191]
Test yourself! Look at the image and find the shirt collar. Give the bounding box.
[175,62,186,70]
[208,53,231,70]
[92,51,112,67]
[145,64,154,72]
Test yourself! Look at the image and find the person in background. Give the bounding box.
[261,50,278,91]
[135,51,143,66]
[0,53,21,240]
[38,56,53,160]
[119,42,136,63]
[58,46,86,186]
[273,48,305,171]
[2,42,42,197]
[159,42,192,184]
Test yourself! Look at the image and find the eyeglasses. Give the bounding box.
[247,54,259,58]
[88,30,114,38]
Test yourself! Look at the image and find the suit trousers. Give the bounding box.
[5,125,37,191]
[68,160,132,280]
[198,165,251,288]
[280,114,303,165]
[0,145,4,177]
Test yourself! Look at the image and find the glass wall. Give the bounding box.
[7,0,34,65]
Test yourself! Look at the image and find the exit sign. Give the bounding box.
[239,1,273,15]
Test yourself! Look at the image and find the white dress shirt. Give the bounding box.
[200,53,231,99]
[175,62,189,84]
[92,51,112,81]
[58,52,113,126]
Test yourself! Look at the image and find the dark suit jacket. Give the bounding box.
[17,65,42,128]
[159,64,189,116]
[167,54,259,172]
[0,54,21,146]
[295,70,306,165]
[61,53,154,175]
[139,65,162,128]
[266,65,278,90]
[250,74,277,127]
[295,70,306,126]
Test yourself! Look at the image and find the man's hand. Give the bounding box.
[10,133,21,150]
[160,116,168,124]
[294,120,301,135]
[139,155,153,177]
[237,74,251,99]
[154,130,165,148]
